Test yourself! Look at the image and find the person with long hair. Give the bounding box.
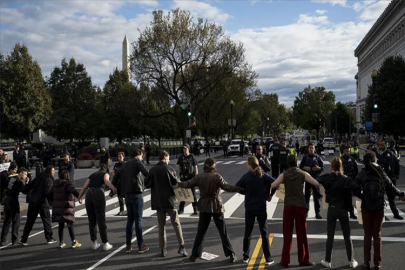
[317,157,360,268]
[355,152,405,270]
[176,157,243,263]
[271,155,319,267]
[236,156,275,265]
[78,163,116,251]
[52,170,81,249]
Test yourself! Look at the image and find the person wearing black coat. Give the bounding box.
[144,151,187,257]
[317,157,360,269]
[52,170,81,249]
[20,166,56,245]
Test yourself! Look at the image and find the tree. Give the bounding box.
[45,58,98,142]
[0,44,52,141]
[292,86,335,138]
[363,55,405,137]
[131,8,256,143]
[331,102,355,136]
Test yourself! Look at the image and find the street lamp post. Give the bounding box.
[371,69,377,121]
[230,100,235,140]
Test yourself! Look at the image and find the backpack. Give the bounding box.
[362,179,385,212]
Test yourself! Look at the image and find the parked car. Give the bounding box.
[323,137,335,149]
[132,139,143,146]
[227,139,248,155]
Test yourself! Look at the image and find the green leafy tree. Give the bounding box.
[292,86,335,138]
[363,55,405,137]
[0,44,51,141]
[45,58,98,142]
[131,8,255,143]
[330,102,355,136]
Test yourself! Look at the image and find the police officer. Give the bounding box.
[255,146,271,173]
[376,140,402,219]
[278,141,289,173]
[194,139,199,156]
[295,140,300,154]
[339,139,349,157]
[388,140,400,159]
[349,140,361,161]
[222,141,228,158]
[239,140,245,157]
[176,144,198,215]
[341,146,358,219]
[366,140,377,154]
[269,138,281,178]
[299,143,323,219]
[287,140,297,157]
[145,142,151,165]
[252,139,257,155]
[316,140,324,156]
[265,139,271,158]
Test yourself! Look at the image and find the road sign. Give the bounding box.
[365,121,373,131]
[228,119,236,127]
[186,129,191,138]
[180,104,188,109]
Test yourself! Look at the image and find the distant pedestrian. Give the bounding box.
[99,147,111,173]
[205,141,210,157]
[236,156,275,266]
[295,140,300,154]
[144,151,188,257]
[239,140,245,157]
[78,163,116,251]
[52,170,81,249]
[112,149,149,254]
[20,166,56,245]
[145,142,151,164]
[1,168,27,246]
[176,158,242,263]
[223,141,228,158]
[111,152,126,216]
[317,157,360,269]
[355,152,405,270]
[271,155,319,267]
[59,153,75,186]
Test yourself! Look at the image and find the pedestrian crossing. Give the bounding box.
[38,188,403,223]
[200,159,332,165]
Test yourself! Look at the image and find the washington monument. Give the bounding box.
[122,35,130,71]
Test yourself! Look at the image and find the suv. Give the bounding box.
[323,137,335,149]
[228,139,248,155]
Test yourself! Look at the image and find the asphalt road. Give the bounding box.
[1,152,405,270]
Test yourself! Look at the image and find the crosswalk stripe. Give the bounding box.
[308,197,316,218]
[222,161,236,164]
[216,161,224,164]
[267,195,280,219]
[236,161,247,164]
[223,193,245,218]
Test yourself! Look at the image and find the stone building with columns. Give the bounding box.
[354,0,405,133]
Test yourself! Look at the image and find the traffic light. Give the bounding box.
[373,94,378,109]
[187,104,191,117]
[191,116,196,127]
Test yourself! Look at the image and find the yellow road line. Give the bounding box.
[247,237,262,270]
[258,234,274,270]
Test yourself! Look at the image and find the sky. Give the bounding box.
[0,0,392,108]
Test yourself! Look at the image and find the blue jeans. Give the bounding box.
[125,193,144,247]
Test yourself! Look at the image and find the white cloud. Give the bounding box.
[172,0,230,24]
[358,0,390,21]
[311,0,348,7]
[315,9,328,15]
[134,0,159,7]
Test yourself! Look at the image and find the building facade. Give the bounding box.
[354,0,405,132]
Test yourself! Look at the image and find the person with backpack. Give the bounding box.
[355,152,405,270]
[317,157,361,269]
[52,170,81,249]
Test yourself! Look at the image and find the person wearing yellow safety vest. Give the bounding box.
[349,140,361,161]
[287,140,298,157]
[339,139,350,158]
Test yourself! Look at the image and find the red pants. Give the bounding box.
[281,205,310,264]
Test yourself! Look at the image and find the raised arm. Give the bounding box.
[78,178,90,201]
[271,173,284,189]
[304,172,319,187]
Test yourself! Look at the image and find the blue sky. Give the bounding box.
[0,0,391,107]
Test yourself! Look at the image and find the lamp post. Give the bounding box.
[371,69,377,120]
[230,100,235,140]
[267,117,269,136]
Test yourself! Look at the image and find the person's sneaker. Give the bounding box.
[362,263,371,269]
[315,214,323,219]
[189,255,196,262]
[19,240,28,246]
[299,261,316,266]
[0,240,8,246]
[126,245,132,253]
[243,258,249,263]
[47,239,57,244]
[178,245,188,257]
[103,242,113,251]
[321,260,332,268]
[59,242,66,249]
[230,254,237,263]
[72,240,82,249]
[138,245,149,254]
[350,214,358,219]
[161,248,167,257]
[265,260,275,266]
[349,259,358,268]
[92,241,101,250]
[393,215,404,220]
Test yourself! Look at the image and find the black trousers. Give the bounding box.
[304,182,321,214]
[1,197,20,243]
[21,203,53,242]
[271,160,279,178]
[243,211,271,262]
[58,221,75,243]
[325,207,353,262]
[191,212,235,258]
[387,178,400,217]
[279,163,288,174]
[85,188,108,243]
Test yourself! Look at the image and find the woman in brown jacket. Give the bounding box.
[176,157,243,263]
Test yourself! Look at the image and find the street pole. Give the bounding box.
[230,100,235,140]
[349,113,351,138]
